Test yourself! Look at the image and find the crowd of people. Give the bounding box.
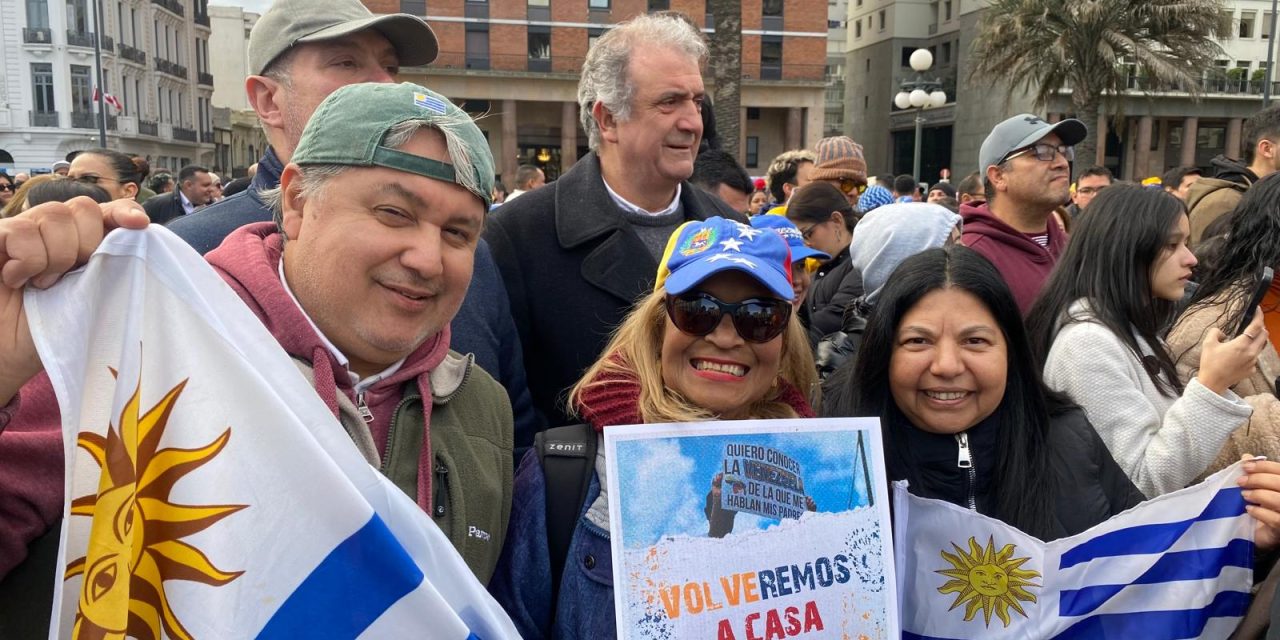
[4,0,1280,636]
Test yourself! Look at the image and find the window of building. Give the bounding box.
[116,1,124,41]
[746,136,759,168]
[67,0,89,33]
[588,27,605,50]
[648,0,669,10]
[589,0,609,8]
[527,0,549,5]
[747,107,761,120]
[401,0,426,14]
[856,0,861,6]
[864,95,869,109]
[26,0,49,28]
[70,65,92,113]
[32,63,54,113]
[1198,126,1225,149]
[761,36,782,80]
[763,0,783,17]
[528,26,551,71]
[1264,12,1275,39]
[865,58,870,72]
[1241,11,1257,38]
[944,0,952,20]
[900,47,912,67]
[942,41,951,63]
[465,25,489,69]
[879,10,886,30]
[854,20,861,38]
[134,77,141,116]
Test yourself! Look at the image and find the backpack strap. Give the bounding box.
[534,423,598,608]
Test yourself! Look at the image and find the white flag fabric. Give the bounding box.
[25,227,520,639]
[895,463,1254,640]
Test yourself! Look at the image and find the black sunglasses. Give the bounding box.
[666,292,792,343]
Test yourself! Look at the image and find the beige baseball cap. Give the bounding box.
[248,0,438,76]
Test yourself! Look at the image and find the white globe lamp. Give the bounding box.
[909,48,934,72]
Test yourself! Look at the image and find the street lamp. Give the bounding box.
[894,49,947,182]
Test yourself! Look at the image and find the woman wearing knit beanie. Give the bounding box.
[490,217,817,639]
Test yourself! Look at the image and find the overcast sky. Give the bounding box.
[212,0,273,13]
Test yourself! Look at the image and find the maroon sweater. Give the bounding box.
[960,203,1066,314]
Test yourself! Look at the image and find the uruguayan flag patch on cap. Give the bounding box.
[413,92,447,114]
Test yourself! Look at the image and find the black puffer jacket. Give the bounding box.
[804,246,863,346]
[890,406,1144,541]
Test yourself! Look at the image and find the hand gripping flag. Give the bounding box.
[894,464,1254,640]
[25,227,520,639]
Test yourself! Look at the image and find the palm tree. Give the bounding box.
[706,0,743,158]
[968,0,1229,167]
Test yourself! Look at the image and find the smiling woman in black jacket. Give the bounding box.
[786,181,863,347]
[822,246,1143,539]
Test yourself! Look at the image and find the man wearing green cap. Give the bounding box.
[0,83,513,593]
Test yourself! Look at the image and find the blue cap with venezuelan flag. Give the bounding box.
[655,216,795,301]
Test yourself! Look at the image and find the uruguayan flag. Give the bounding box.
[26,227,519,639]
[895,464,1254,640]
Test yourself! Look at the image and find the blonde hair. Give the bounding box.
[1,174,57,218]
[568,288,817,424]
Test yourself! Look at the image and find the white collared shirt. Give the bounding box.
[602,178,682,217]
[278,261,405,393]
[180,190,195,216]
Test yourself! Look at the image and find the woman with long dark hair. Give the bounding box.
[824,246,1139,539]
[1168,174,1280,477]
[1026,185,1264,497]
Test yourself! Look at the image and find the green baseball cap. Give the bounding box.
[248,0,438,76]
[291,82,495,208]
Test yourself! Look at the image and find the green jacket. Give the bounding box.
[297,350,513,583]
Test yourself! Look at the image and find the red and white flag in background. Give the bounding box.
[92,87,123,111]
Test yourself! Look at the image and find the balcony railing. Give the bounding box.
[198,71,214,87]
[155,57,188,79]
[30,111,59,127]
[1119,74,1280,97]
[151,0,184,16]
[100,34,113,51]
[199,130,214,143]
[172,126,198,142]
[194,12,210,27]
[118,42,146,64]
[71,110,97,129]
[22,27,52,44]
[139,119,159,136]
[67,30,96,48]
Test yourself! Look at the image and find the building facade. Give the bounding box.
[364,0,828,186]
[824,0,847,136]
[0,0,218,174]
[846,0,1279,183]
[208,4,264,177]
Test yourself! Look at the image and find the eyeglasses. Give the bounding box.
[0,184,12,192]
[796,220,829,241]
[666,292,792,343]
[836,179,868,196]
[1003,143,1074,164]
[72,174,120,186]
[1076,185,1108,195]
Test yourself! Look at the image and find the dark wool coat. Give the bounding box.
[484,152,745,427]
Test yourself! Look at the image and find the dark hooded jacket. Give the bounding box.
[960,203,1066,314]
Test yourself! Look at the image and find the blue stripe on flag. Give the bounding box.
[1058,538,1254,617]
[1059,489,1246,570]
[1051,589,1251,639]
[257,514,425,639]
[903,632,967,640]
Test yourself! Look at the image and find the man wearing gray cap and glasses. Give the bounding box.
[166,0,541,450]
[960,113,1087,314]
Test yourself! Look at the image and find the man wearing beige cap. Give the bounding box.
[808,136,868,208]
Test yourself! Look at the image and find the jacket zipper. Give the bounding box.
[355,390,375,423]
[378,395,417,476]
[956,432,976,511]
[433,463,449,518]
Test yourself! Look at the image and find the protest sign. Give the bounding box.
[605,419,897,640]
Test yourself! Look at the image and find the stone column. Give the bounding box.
[1180,116,1199,167]
[740,106,748,163]
[502,99,518,189]
[560,101,578,172]
[1134,116,1154,179]
[1226,117,1244,160]
[785,107,803,150]
[1095,113,1108,167]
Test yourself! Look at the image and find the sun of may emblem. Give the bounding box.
[65,373,246,640]
[935,536,1041,628]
